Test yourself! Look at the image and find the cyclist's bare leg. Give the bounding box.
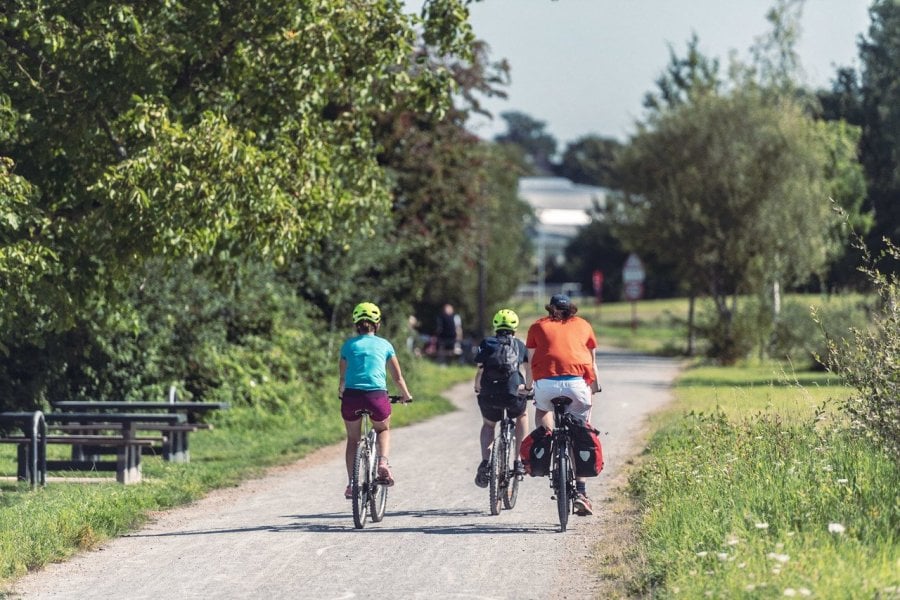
[372,416,391,460]
[514,413,529,455]
[480,418,497,461]
[534,407,553,429]
[343,418,362,480]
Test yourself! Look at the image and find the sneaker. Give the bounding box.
[375,458,395,487]
[344,484,353,500]
[574,492,593,516]
[513,459,526,476]
[475,460,490,488]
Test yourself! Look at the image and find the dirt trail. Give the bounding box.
[10,348,681,600]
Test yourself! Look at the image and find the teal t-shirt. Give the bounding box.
[340,334,396,391]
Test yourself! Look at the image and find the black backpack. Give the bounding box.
[479,335,520,395]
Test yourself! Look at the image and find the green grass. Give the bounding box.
[511,297,691,355]
[0,359,471,586]
[629,363,900,598]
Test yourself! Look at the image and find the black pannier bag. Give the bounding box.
[519,426,552,476]
[569,417,604,477]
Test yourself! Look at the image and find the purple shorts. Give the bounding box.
[341,389,391,422]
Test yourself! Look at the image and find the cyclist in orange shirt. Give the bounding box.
[524,294,601,516]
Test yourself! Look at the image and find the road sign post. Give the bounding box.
[622,254,646,331]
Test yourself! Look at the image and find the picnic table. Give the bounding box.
[1,411,185,484]
[51,401,229,462]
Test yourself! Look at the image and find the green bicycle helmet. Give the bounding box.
[492,308,519,332]
[352,302,381,324]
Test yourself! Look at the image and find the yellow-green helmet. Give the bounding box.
[352,302,381,324]
[492,309,519,332]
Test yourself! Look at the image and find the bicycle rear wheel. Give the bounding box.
[555,438,570,532]
[351,441,370,529]
[502,424,519,510]
[488,434,505,515]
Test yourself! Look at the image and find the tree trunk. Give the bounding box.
[686,293,696,356]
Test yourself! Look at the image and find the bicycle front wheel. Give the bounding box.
[370,462,388,522]
[502,426,519,510]
[555,439,570,532]
[488,434,505,515]
[351,440,370,529]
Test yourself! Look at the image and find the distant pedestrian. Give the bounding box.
[435,303,463,364]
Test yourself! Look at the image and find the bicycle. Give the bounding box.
[488,406,522,515]
[548,395,577,532]
[351,395,409,529]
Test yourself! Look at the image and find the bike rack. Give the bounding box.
[19,410,47,487]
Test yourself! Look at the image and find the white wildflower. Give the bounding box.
[745,584,756,592]
[696,551,708,557]
[828,522,846,534]
[738,562,747,569]
[767,552,790,563]
[716,553,729,561]
[799,588,812,596]
[784,589,797,597]
[755,522,770,529]
[837,478,848,484]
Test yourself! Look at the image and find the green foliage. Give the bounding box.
[0,0,488,411]
[824,242,900,461]
[616,87,865,363]
[0,258,331,411]
[770,299,869,369]
[630,411,899,597]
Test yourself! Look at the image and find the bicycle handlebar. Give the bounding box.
[388,395,413,403]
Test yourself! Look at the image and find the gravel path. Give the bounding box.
[10,348,681,600]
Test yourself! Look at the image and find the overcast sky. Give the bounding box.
[458,0,872,146]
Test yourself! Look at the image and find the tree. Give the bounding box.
[555,135,623,189]
[285,38,529,341]
[494,111,557,174]
[858,0,900,251]
[615,90,862,362]
[0,1,473,407]
[643,33,721,113]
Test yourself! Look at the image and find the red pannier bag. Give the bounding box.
[519,426,552,476]
[570,419,604,477]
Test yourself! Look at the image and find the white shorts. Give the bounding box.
[533,378,592,424]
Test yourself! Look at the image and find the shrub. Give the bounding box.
[770,300,870,369]
[823,242,900,461]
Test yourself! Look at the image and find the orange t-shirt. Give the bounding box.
[525,316,597,384]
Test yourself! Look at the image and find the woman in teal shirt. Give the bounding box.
[339,302,413,499]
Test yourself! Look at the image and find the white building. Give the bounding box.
[517,177,609,300]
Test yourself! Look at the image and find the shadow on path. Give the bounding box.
[126,506,556,538]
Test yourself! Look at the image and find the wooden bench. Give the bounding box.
[51,400,228,463]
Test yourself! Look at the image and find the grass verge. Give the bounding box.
[0,359,470,587]
[627,362,900,598]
